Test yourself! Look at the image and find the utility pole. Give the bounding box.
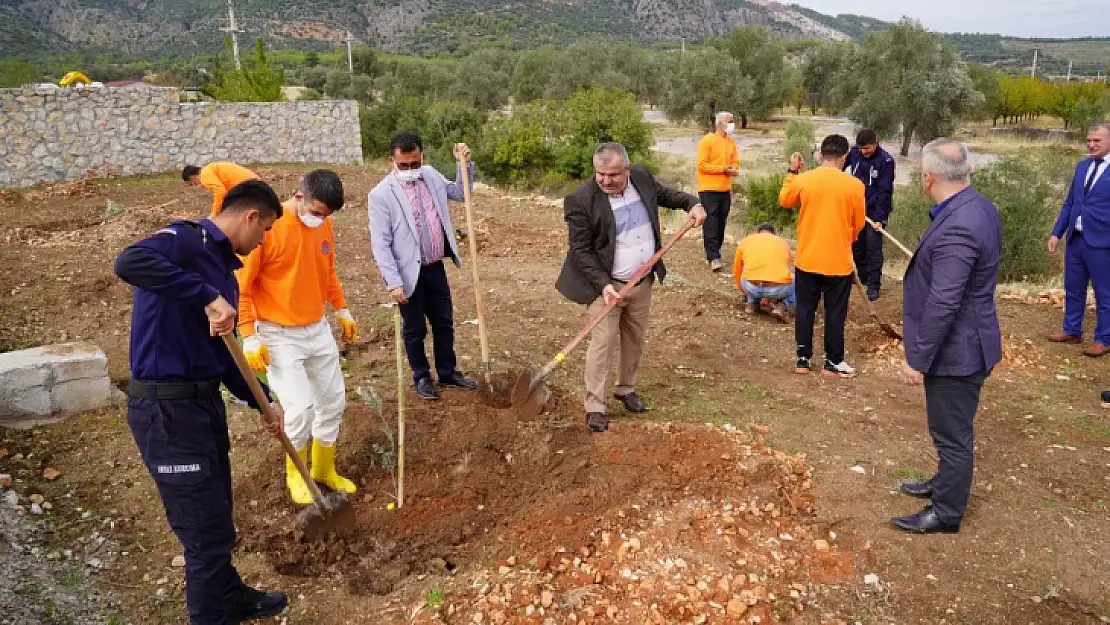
[1030,49,1038,79]
[345,31,355,74]
[681,37,685,54]
[1066,60,1073,82]
[221,0,245,70]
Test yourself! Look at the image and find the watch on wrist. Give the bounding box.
[788,168,800,175]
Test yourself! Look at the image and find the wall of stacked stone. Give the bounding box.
[0,87,363,188]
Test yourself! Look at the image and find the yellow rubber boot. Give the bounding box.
[285,447,312,505]
[310,440,357,494]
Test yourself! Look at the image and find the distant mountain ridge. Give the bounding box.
[2,0,1107,75]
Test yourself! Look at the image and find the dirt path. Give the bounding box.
[1,166,1108,624]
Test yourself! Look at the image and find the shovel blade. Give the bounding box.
[296,491,357,541]
[510,368,550,421]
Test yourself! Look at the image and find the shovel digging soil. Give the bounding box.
[851,263,902,341]
[457,149,512,408]
[512,216,698,420]
[222,334,356,541]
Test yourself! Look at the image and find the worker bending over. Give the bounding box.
[733,221,795,322]
[184,162,260,218]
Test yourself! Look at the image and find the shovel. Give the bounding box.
[221,334,356,541]
[851,263,902,341]
[457,150,512,407]
[511,215,698,420]
[865,217,915,258]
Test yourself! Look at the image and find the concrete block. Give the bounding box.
[0,342,113,428]
[52,377,112,415]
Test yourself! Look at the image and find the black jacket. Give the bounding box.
[555,164,699,305]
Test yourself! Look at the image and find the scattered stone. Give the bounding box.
[42,468,60,481]
[30,503,43,515]
[171,555,186,568]
[541,590,553,608]
[41,502,52,511]
[0,474,11,489]
[727,598,748,617]
[5,490,19,507]
[814,539,830,551]
[28,494,44,505]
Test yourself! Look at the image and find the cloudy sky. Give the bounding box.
[791,0,1109,38]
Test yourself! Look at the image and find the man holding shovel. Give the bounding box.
[236,169,361,505]
[369,133,478,401]
[556,142,706,432]
[114,180,289,624]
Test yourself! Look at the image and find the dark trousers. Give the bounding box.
[924,370,989,523]
[1063,232,1110,344]
[699,191,731,262]
[794,267,852,363]
[399,261,459,382]
[852,221,885,292]
[127,380,242,625]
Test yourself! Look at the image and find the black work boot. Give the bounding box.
[226,585,288,623]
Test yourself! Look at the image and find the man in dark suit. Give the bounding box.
[556,142,706,432]
[1046,121,1110,358]
[894,138,1002,534]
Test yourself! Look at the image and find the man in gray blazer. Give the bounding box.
[894,138,1002,534]
[368,132,477,400]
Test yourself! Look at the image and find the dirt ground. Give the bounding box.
[1,161,1109,624]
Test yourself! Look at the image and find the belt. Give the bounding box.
[128,379,221,400]
[749,280,789,287]
[613,274,651,288]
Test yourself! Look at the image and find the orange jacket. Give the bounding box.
[733,232,793,291]
[696,133,740,192]
[200,162,258,218]
[779,167,866,276]
[236,200,347,336]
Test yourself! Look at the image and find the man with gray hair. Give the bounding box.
[696,111,740,272]
[1047,121,1110,359]
[556,143,707,432]
[894,137,1001,534]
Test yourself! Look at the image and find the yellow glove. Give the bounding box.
[335,309,359,342]
[243,334,270,373]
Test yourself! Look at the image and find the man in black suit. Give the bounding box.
[895,137,1002,533]
[556,143,706,432]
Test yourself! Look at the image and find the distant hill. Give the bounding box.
[2,0,1107,76]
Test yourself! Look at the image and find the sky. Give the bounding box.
[790,0,1110,38]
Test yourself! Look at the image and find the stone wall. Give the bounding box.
[0,87,363,188]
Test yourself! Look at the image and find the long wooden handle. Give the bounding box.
[866,217,915,258]
[457,154,492,381]
[393,307,405,508]
[540,216,698,375]
[850,263,879,321]
[221,334,327,507]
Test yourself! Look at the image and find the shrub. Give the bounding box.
[889,156,1063,283]
[745,173,796,232]
[359,97,429,158]
[474,103,557,186]
[784,119,817,169]
[552,88,654,179]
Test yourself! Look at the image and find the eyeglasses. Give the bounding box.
[394,161,422,171]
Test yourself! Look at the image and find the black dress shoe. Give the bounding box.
[615,392,646,414]
[415,377,439,400]
[890,506,960,534]
[586,412,608,432]
[867,288,880,301]
[899,479,934,499]
[439,371,478,390]
[226,585,288,623]
[1101,390,1110,404]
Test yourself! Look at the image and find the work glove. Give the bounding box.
[243,334,270,373]
[335,308,359,343]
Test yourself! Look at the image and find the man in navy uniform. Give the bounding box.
[844,129,896,300]
[114,180,289,624]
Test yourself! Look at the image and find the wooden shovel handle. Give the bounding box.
[221,334,327,506]
[457,154,492,379]
[540,216,698,375]
[866,217,915,258]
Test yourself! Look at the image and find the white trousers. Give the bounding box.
[256,318,346,449]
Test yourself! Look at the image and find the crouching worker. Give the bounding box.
[733,221,795,322]
[114,180,289,624]
[236,169,361,505]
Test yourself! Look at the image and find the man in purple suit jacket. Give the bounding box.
[1046,122,1110,359]
[894,138,1002,534]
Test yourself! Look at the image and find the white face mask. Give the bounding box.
[299,213,324,229]
[395,167,421,183]
[725,122,735,135]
